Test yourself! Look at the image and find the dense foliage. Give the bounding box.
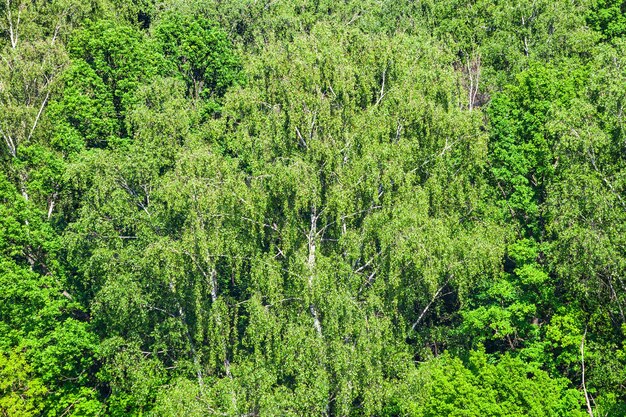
[1,0,625,415]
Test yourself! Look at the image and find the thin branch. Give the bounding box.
[354,249,384,274]
[264,297,303,308]
[169,279,204,388]
[0,127,16,157]
[117,175,152,216]
[346,11,361,25]
[309,111,317,141]
[15,1,22,43]
[295,126,307,149]
[411,284,447,332]
[145,304,177,318]
[51,22,61,45]
[26,89,51,143]
[496,180,517,219]
[411,135,466,173]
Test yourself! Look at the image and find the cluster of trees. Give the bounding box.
[1,0,625,415]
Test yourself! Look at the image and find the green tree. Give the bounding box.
[153,10,242,103]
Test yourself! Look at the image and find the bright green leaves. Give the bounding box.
[153,11,242,103]
[126,77,195,159]
[69,20,161,132]
[54,11,241,149]
[0,259,65,348]
[57,14,509,414]
[420,0,597,90]
[98,338,167,415]
[472,64,581,354]
[0,334,101,416]
[0,173,101,415]
[482,45,626,412]
[47,61,120,151]
[460,239,551,352]
[58,78,247,413]
[538,41,626,408]
[31,319,98,385]
[0,350,47,417]
[412,351,585,417]
[488,64,583,236]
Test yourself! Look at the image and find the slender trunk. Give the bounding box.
[581,328,594,417]
[27,90,50,143]
[210,268,218,303]
[6,0,21,49]
[308,206,323,337]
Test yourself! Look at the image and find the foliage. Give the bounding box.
[1,0,626,415]
[153,10,242,102]
[389,350,585,417]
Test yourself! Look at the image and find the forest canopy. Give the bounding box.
[1,0,626,416]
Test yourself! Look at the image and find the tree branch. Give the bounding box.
[26,89,50,143]
[411,283,447,332]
